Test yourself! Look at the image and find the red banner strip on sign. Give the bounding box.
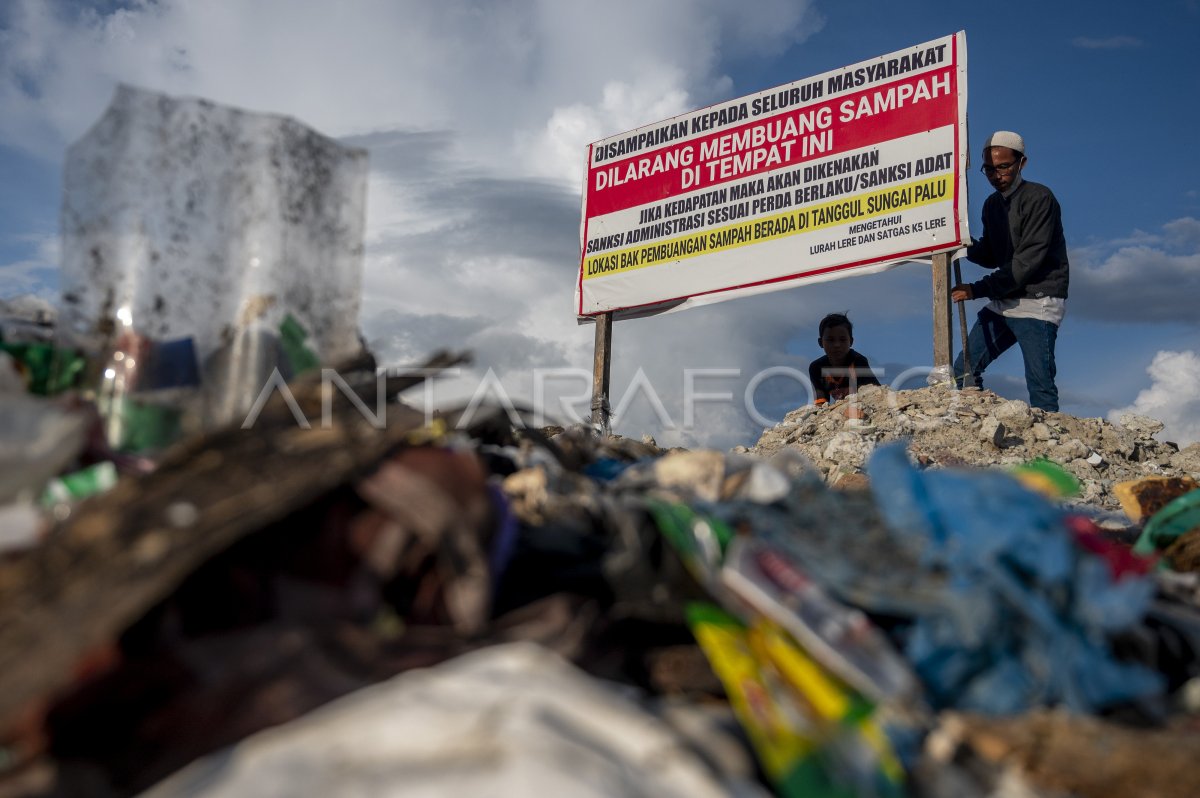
[584,69,957,218]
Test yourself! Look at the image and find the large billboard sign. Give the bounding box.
[576,32,969,318]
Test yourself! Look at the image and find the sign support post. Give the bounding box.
[591,312,613,435]
[932,251,953,379]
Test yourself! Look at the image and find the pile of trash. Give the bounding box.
[749,382,1200,510]
[5,86,1200,798]
[4,397,1200,797]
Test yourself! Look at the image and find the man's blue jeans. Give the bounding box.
[953,307,1060,411]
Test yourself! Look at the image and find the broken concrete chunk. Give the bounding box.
[1029,422,1052,442]
[993,399,1034,432]
[979,416,1006,448]
[855,383,885,401]
[1170,444,1200,475]
[821,431,876,469]
[1119,413,1166,439]
[1057,438,1091,461]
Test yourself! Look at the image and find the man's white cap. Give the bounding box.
[985,130,1025,155]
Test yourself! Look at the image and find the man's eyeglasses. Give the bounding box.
[981,161,1019,175]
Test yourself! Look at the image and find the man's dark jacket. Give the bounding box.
[966,180,1069,300]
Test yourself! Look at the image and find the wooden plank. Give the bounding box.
[591,312,613,435]
[931,252,953,377]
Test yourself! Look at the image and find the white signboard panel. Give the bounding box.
[576,32,970,318]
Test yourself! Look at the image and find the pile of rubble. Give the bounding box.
[749,384,1200,509]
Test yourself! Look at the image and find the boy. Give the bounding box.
[808,312,880,404]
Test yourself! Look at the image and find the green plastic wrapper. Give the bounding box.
[41,461,119,505]
[0,342,87,396]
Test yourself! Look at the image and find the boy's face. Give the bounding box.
[819,325,852,363]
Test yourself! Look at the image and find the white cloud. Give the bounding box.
[524,75,693,186]
[0,0,821,178]
[1110,350,1200,446]
[1164,217,1200,251]
[1071,217,1200,324]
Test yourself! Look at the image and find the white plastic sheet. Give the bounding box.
[140,643,767,798]
[60,85,367,429]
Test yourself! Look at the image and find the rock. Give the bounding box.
[1170,444,1200,475]
[993,399,1034,432]
[726,461,792,503]
[785,424,814,444]
[1080,479,1106,504]
[831,471,871,491]
[822,431,876,470]
[979,416,1006,448]
[1029,422,1052,442]
[853,383,881,398]
[1100,427,1134,458]
[1057,438,1091,461]
[1119,413,1166,439]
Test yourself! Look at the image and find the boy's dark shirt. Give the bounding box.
[808,349,880,402]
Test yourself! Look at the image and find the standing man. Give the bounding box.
[951,131,1069,411]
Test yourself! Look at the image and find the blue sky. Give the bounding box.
[2,0,1199,448]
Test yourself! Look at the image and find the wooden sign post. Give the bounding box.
[932,251,953,378]
[591,312,613,435]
